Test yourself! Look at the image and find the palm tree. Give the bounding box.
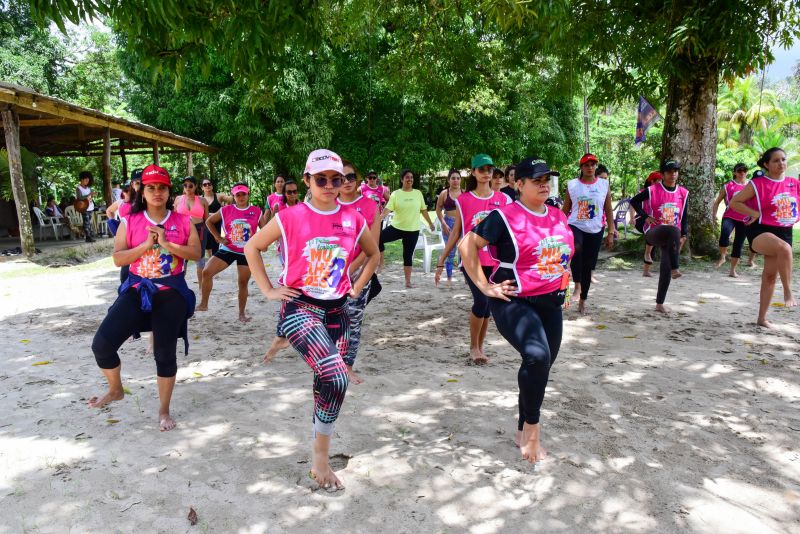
[717,77,783,146]
[746,130,800,174]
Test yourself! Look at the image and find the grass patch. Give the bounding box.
[0,241,115,279]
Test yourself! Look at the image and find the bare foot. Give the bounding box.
[520,422,542,464]
[239,313,252,323]
[159,412,177,432]
[785,295,798,308]
[263,336,290,364]
[728,270,738,278]
[446,279,453,289]
[571,284,581,302]
[642,265,652,278]
[578,299,586,315]
[405,282,416,289]
[655,303,670,314]
[88,388,124,408]
[470,347,489,365]
[346,365,364,385]
[714,257,726,268]
[591,274,599,284]
[756,319,774,329]
[671,269,682,279]
[195,304,208,312]
[311,445,344,491]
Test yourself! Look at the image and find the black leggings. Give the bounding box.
[92,288,186,377]
[645,225,681,304]
[379,225,419,266]
[490,296,563,430]
[462,266,493,318]
[569,225,604,300]
[719,217,747,258]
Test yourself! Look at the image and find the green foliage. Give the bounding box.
[0,147,38,202]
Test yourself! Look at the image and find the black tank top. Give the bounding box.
[207,194,221,213]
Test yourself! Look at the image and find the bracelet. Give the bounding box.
[436,264,444,269]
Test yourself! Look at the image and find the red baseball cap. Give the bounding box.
[579,153,599,165]
[141,165,171,186]
[646,171,663,183]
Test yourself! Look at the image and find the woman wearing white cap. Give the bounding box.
[245,149,379,491]
[197,183,267,322]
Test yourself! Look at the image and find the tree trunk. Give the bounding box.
[661,67,719,256]
[152,142,160,166]
[187,152,194,176]
[102,127,112,205]
[1,109,36,257]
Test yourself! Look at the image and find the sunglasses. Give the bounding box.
[312,176,343,188]
[285,190,298,195]
[344,173,358,182]
[367,175,377,180]
[202,182,212,186]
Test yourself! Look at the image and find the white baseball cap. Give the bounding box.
[304,149,344,175]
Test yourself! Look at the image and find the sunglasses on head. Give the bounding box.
[312,175,343,188]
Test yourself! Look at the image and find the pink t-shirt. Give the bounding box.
[266,193,286,213]
[276,203,367,300]
[490,203,574,297]
[722,181,748,222]
[456,190,513,267]
[337,195,378,258]
[746,175,799,227]
[643,183,689,233]
[220,204,262,253]
[124,210,191,279]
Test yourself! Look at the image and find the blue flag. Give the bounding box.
[635,96,661,145]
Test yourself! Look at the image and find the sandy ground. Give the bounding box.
[1,250,799,533]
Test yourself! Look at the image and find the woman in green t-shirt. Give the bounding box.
[379,168,436,288]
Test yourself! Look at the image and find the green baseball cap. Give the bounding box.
[471,153,494,168]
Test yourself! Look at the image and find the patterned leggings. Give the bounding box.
[344,279,372,367]
[279,297,350,436]
[442,215,457,279]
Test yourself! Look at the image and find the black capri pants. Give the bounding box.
[462,265,493,318]
[569,225,604,300]
[719,217,748,258]
[379,225,420,267]
[92,288,186,377]
[490,295,563,430]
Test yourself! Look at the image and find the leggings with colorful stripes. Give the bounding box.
[344,279,372,367]
[279,296,350,436]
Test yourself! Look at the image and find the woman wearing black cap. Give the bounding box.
[630,160,688,313]
[460,156,573,465]
[562,153,616,314]
[712,163,756,277]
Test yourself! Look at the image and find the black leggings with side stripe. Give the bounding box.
[379,225,419,266]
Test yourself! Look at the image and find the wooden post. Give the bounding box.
[152,141,160,166]
[102,127,112,205]
[1,108,36,257]
[209,155,215,182]
[187,152,194,176]
[120,140,128,182]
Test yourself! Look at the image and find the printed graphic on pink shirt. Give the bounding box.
[302,237,348,298]
[771,193,798,225]
[137,246,178,278]
[471,210,492,228]
[534,236,571,281]
[576,197,597,221]
[228,219,253,248]
[657,202,679,226]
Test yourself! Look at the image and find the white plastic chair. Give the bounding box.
[32,206,65,241]
[64,206,84,239]
[415,219,445,274]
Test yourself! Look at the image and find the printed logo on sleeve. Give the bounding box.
[771,193,799,225]
[532,236,571,280]
[302,237,348,297]
[471,210,491,228]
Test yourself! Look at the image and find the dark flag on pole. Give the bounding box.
[635,96,661,145]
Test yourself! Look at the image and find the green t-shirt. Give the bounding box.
[386,189,426,231]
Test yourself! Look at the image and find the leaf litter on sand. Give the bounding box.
[187,507,198,525]
[32,361,53,366]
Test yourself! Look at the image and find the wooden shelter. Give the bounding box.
[0,81,215,256]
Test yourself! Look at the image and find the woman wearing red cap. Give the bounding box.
[197,183,267,322]
[460,156,573,466]
[730,147,798,327]
[630,161,689,313]
[89,164,201,432]
[245,149,379,491]
[562,153,616,313]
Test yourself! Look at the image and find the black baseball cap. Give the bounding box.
[183,175,197,184]
[661,160,681,172]
[130,168,143,181]
[366,169,377,177]
[493,167,505,177]
[515,157,560,180]
[733,162,748,172]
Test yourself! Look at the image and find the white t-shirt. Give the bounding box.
[77,185,94,212]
